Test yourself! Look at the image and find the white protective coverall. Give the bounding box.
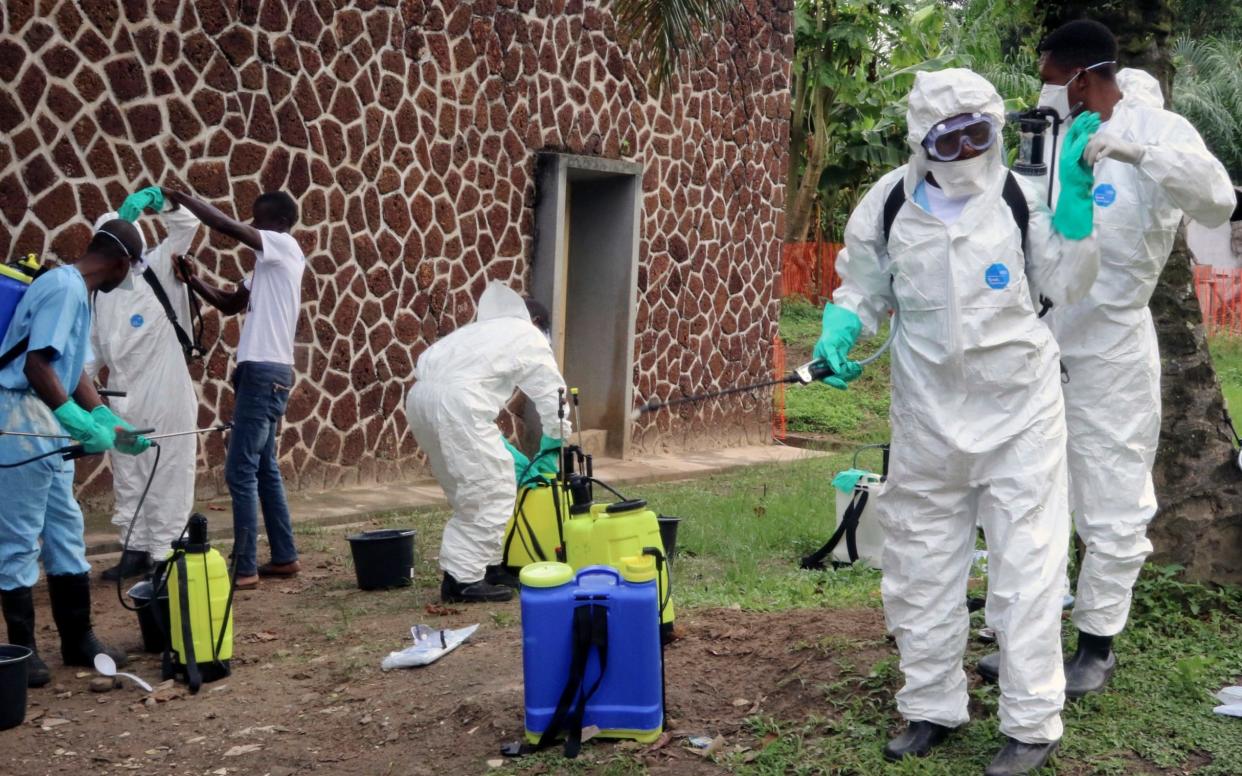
[404,282,570,584]
[88,205,201,555]
[1044,68,1235,638]
[833,69,1101,744]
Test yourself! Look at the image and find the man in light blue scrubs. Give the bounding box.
[0,219,151,688]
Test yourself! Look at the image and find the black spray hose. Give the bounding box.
[632,313,900,418]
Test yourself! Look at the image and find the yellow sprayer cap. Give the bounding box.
[619,555,657,583]
[0,267,30,284]
[519,561,574,589]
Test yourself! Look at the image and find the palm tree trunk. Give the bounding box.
[1043,2,1242,584]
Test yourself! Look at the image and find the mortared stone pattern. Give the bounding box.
[0,0,792,503]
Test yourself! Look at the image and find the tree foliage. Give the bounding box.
[786,0,1041,241]
[612,0,740,90]
[1172,35,1242,179]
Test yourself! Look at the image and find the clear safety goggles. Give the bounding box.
[922,113,997,162]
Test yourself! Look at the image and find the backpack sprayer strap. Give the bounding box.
[0,335,30,370]
[536,603,609,758]
[800,488,870,570]
[173,551,203,693]
[143,267,205,362]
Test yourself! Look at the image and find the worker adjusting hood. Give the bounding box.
[904,68,1007,198]
[1116,67,1165,109]
[476,281,533,324]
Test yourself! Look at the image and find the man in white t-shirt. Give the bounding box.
[163,189,306,590]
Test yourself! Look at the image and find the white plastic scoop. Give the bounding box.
[94,653,154,693]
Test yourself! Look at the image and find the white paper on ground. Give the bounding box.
[1213,685,1242,717]
[380,624,479,670]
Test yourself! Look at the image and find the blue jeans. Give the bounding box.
[225,362,297,576]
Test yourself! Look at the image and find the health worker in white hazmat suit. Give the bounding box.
[815,69,1102,776]
[88,188,203,581]
[405,282,570,604]
[976,20,1236,700]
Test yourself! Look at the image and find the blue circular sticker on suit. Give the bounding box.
[1093,183,1117,207]
[985,263,1010,290]
[130,314,144,328]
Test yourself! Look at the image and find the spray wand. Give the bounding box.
[633,313,899,418]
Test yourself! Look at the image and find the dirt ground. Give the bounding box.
[0,535,894,776]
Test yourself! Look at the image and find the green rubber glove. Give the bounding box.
[812,303,863,390]
[53,400,115,454]
[1051,111,1102,240]
[91,405,150,455]
[117,187,166,222]
[502,438,530,484]
[529,434,562,477]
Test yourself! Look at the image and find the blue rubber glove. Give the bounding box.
[1052,111,1102,240]
[53,400,115,454]
[529,434,562,478]
[91,405,150,455]
[812,303,863,390]
[117,187,166,222]
[502,439,530,484]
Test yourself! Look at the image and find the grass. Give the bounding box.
[646,462,1242,775]
[1208,334,1242,422]
[356,462,1242,775]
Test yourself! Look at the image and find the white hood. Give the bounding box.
[904,68,1007,192]
[93,210,148,256]
[1116,67,1165,109]
[476,281,531,324]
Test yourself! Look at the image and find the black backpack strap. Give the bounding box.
[882,181,907,243]
[1001,172,1030,249]
[800,488,869,569]
[0,335,30,370]
[1000,172,1051,316]
[174,551,202,693]
[143,267,204,362]
[537,604,609,758]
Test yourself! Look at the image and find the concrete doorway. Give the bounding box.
[530,153,642,459]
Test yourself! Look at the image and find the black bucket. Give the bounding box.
[0,644,31,731]
[128,580,171,654]
[347,529,416,590]
[657,516,681,562]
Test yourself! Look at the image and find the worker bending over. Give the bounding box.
[0,219,151,687]
[815,69,1100,775]
[89,188,203,581]
[405,282,569,604]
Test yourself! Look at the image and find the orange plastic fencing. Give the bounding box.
[1194,264,1242,336]
[772,335,787,440]
[780,242,844,303]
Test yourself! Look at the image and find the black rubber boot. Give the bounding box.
[441,573,514,603]
[882,720,955,761]
[100,550,153,582]
[1,587,51,687]
[977,651,1000,683]
[46,573,128,668]
[985,737,1059,775]
[1064,631,1115,698]
[485,565,520,589]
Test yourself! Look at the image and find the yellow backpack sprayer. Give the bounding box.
[161,513,234,691]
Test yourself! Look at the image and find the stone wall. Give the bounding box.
[0,0,793,501]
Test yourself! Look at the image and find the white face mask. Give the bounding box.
[1037,60,1117,121]
[1037,81,1073,122]
[925,154,993,198]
